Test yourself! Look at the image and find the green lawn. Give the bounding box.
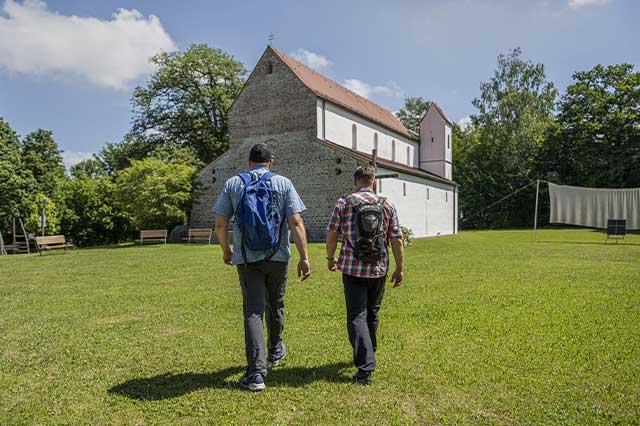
[1,230,639,425]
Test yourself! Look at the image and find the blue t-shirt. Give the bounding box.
[212,166,306,264]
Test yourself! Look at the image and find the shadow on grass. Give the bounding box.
[108,361,352,400]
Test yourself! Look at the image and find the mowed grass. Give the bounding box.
[1,230,639,425]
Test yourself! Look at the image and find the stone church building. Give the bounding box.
[190,45,458,241]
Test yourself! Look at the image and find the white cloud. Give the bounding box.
[457,115,472,130]
[342,79,403,100]
[568,0,610,8]
[0,0,177,89]
[62,151,94,169]
[289,48,332,71]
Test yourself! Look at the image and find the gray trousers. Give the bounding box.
[342,273,386,372]
[237,260,288,377]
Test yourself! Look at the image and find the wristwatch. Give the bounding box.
[326,256,336,261]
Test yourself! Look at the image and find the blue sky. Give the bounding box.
[0,0,638,166]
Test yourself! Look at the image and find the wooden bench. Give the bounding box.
[35,235,73,255]
[183,228,213,244]
[140,229,167,245]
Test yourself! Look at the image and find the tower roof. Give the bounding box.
[269,46,416,140]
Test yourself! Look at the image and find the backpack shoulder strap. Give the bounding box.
[259,172,276,182]
[238,172,252,186]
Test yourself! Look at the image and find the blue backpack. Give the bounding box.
[236,172,284,260]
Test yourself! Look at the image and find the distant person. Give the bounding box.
[325,165,404,385]
[213,143,311,392]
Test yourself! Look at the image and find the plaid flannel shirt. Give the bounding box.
[327,187,402,278]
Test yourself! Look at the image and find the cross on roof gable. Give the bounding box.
[268,46,416,140]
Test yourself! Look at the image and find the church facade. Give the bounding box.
[190,45,458,241]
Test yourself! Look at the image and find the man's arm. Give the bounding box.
[389,236,404,287]
[326,230,339,272]
[288,213,311,281]
[214,214,233,265]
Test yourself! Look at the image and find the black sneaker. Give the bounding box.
[267,343,287,368]
[239,373,266,392]
[352,370,372,385]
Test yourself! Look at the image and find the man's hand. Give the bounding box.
[298,259,311,281]
[391,270,404,288]
[327,258,338,272]
[222,247,233,265]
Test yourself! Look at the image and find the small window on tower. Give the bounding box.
[267,62,273,74]
[403,182,407,196]
[391,140,396,161]
[406,146,411,165]
[446,192,448,202]
[378,178,382,193]
[448,134,450,149]
[427,188,430,200]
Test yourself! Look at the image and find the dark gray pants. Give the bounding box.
[342,273,386,372]
[237,261,288,377]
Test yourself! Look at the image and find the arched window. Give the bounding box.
[352,124,357,150]
[373,133,378,153]
[406,146,411,165]
[391,140,396,161]
[267,62,273,74]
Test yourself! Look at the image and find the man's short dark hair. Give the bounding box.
[353,165,376,183]
[249,144,273,163]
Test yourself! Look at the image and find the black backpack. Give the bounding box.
[349,195,386,263]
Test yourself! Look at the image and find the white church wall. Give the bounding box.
[376,166,456,238]
[317,99,418,167]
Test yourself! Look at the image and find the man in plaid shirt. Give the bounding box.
[326,165,405,385]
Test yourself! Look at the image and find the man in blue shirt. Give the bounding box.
[213,144,311,391]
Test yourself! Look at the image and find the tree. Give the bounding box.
[130,44,247,165]
[0,118,36,230]
[396,97,431,135]
[460,48,557,228]
[21,129,66,195]
[98,133,155,175]
[58,176,133,246]
[70,157,107,179]
[115,157,198,230]
[545,64,640,188]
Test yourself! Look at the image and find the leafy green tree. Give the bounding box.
[0,118,36,230]
[396,97,431,135]
[459,48,557,228]
[130,44,247,165]
[58,176,133,246]
[115,157,198,230]
[21,129,66,195]
[70,157,107,179]
[98,133,155,175]
[25,195,62,236]
[544,64,640,188]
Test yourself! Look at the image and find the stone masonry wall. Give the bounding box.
[190,134,364,241]
[190,46,366,241]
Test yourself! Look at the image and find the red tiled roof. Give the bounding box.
[269,46,416,140]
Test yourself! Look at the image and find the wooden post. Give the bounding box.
[372,148,378,194]
[533,179,540,241]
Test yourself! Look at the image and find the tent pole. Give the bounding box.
[533,179,540,241]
